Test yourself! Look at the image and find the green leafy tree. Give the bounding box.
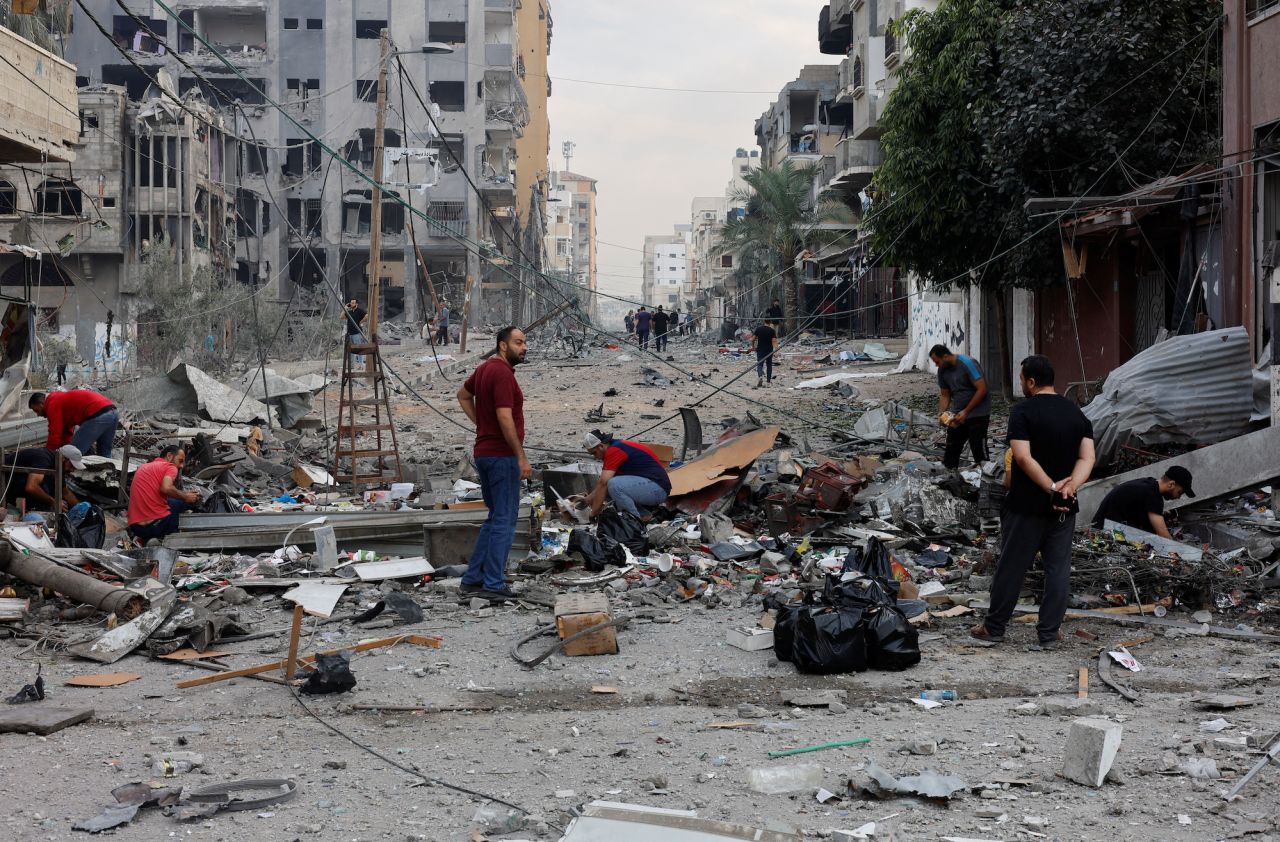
[868,0,1220,392]
[717,162,852,333]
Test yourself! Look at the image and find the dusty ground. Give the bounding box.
[3,332,1278,841]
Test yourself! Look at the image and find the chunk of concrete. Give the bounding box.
[1062,718,1122,787]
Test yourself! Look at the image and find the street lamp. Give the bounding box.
[392,42,456,57]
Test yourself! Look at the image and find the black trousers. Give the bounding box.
[655,329,668,351]
[985,508,1075,643]
[943,415,990,469]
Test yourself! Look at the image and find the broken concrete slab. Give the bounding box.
[1062,718,1122,787]
[168,363,268,424]
[0,705,94,735]
[561,801,800,841]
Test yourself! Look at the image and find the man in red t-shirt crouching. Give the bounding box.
[455,327,529,602]
[581,430,671,520]
[127,445,201,544]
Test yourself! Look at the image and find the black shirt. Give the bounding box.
[1005,393,1094,517]
[2,448,56,506]
[767,305,784,321]
[345,307,367,336]
[754,324,777,358]
[653,311,670,332]
[1092,477,1163,531]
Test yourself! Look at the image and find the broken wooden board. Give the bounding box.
[704,720,761,730]
[1192,694,1259,710]
[282,582,348,618]
[590,686,619,695]
[0,705,94,735]
[175,634,442,690]
[1061,610,1280,642]
[66,672,142,687]
[157,648,232,661]
[667,426,780,498]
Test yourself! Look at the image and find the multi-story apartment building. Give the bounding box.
[51,0,545,343]
[557,170,597,318]
[690,148,759,327]
[642,228,689,309]
[511,0,552,323]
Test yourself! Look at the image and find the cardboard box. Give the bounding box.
[726,627,775,651]
[554,593,618,657]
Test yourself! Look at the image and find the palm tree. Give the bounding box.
[716,161,852,334]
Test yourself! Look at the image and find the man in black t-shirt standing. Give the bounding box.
[1091,466,1194,538]
[972,355,1095,650]
[345,298,369,366]
[752,320,778,387]
[653,306,670,352]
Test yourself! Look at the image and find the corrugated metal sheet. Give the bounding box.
[1082,327,1254,466]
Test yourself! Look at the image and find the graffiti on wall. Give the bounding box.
[908,285,968,356]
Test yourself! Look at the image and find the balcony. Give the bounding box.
[818,5,852,55]
[836,53,865,104]
[852,87,880,140]
[828,137,882,195]
[485,43,514,68]
[0,26,78,163]
[831,0,856,24]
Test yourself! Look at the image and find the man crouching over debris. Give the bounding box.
[127,445,201,544]
[972,355,1095,650]
[1091,466,1194,539]
[456,327,529,602]
[2,445,84,512]
[580,430,671,520]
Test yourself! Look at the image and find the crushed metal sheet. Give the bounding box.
[168,363,269,424]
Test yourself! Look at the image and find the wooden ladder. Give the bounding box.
[334,338,403,492]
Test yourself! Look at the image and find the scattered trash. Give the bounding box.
[861,759,967,801]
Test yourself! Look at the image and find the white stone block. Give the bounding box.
[1062,717,1122,787]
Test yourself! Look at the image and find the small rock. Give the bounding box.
[828,702,848,715]
[323,760,347,770]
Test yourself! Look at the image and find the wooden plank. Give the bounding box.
[157,648,232,661]
[0,705,94,735]
[175,634,442,690]
[1077,667,1089,699]
[285,605,304,681]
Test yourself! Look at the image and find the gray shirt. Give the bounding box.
[937,354,991,417]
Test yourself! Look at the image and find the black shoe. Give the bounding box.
[479,587,521,602]
[459,582,484,596]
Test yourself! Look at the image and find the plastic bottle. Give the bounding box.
[919,690,956,702]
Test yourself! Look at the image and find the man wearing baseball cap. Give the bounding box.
[1091,465,1194,539]
[581,430,671,520]
[2,444,85,512]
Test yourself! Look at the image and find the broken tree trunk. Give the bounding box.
[0,542,148,619]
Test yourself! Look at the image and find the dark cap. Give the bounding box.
[1165,465,1195,497]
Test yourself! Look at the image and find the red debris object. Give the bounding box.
[796,461,868,512]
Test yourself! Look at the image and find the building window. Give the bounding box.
[853,55,863,89]
[428,21,466,43]
[0,181,16,215]
[355,19,386,39]
[36,179,83,216]
[306,18,323,30]
[79,110,99,134]
[721,254,733,268]
[884,18,898,56]
[304,199,322,236]
[355,80,377,102]
[102,197,116,208]
[283,17,298,30]
[429,81,466,112]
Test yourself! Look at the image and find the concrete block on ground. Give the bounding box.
[1062,717,1122,787]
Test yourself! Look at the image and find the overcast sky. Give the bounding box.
[546,1,828,298]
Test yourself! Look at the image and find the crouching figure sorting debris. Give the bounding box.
[972,355,1096,650]
[580,430,671,521]
[127,445,201,544]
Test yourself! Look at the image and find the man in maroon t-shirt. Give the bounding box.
[456,327,529,601]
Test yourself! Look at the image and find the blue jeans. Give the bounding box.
[463,456,522,591]
[349,332,365,367]
[72,408,119,458]
[128,498,188,542]
[607,475,668,519]
[756,353,774,382]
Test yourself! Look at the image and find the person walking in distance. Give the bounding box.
[434,301,450,347]
[929,344,992,472]
[971,355,1095,650]
[624,309,635,339]
[456,327,530,602]
[345,299,369,367]
[752,319,778,387]
[766,298,784,322]
[653,305,670,353]
[634,306,652,351]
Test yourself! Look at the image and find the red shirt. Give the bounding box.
[44,390,114,449]
[128,458,177,525]
[464,357,524,457]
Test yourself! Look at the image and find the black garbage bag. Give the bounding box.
[864,604,921,671]
[301,651,356,695]
[790,605,868,675]
[199,491,241,514]
[55,504,106,549]
[828,574,898,609]
[568,528,625,572]
[772,601,803,663]
[596,510,650,556]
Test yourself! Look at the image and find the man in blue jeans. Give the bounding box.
[580,430,671,520]
[456,327,529,602]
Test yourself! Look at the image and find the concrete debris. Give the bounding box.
[1062,718,1123,787]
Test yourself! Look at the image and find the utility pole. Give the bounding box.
[562,140,575,173]
[365,28,391,350]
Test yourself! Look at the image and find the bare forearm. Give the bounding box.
[457,391,477,424]
[1016,454,1055,493]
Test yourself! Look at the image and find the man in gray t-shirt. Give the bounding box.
[930,344,991,470]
